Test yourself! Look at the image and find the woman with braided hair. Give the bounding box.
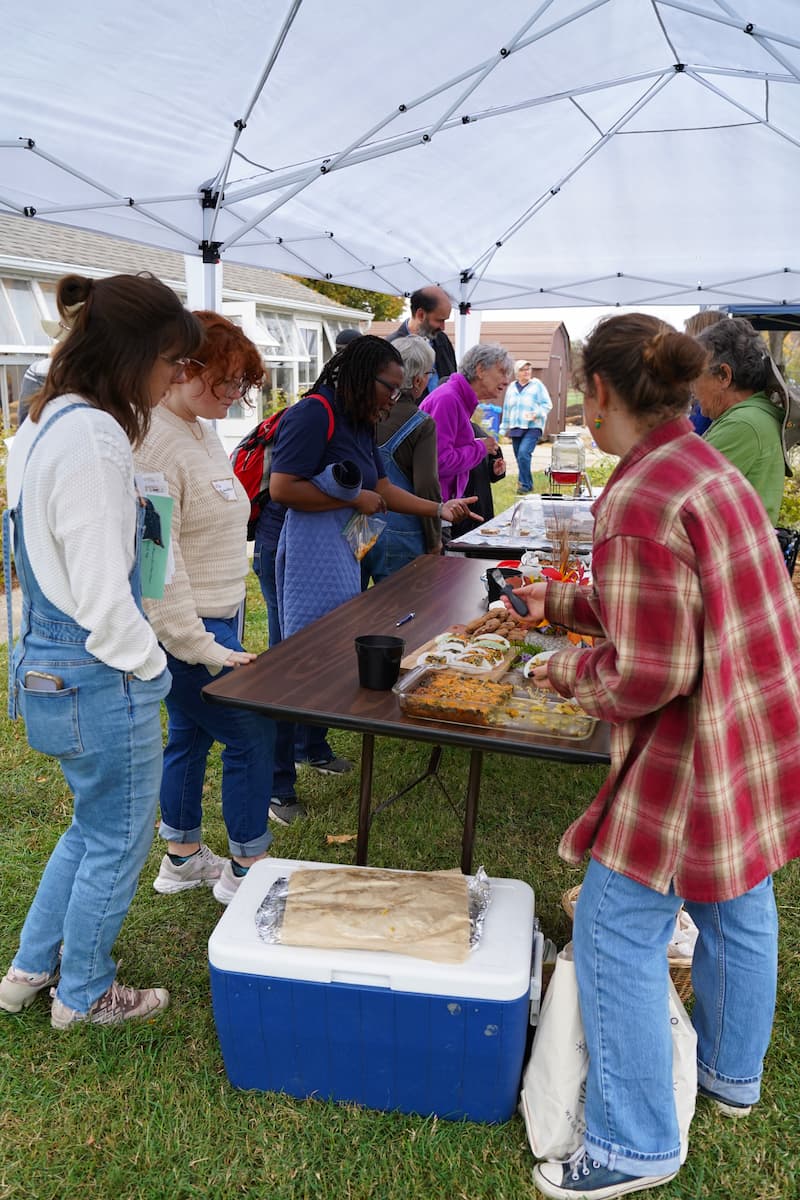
[506,314,800,1200]
[253,335,478,824]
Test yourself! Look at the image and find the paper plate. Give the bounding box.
[522,650,559,678]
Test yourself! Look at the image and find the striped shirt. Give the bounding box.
[546,416,800,901]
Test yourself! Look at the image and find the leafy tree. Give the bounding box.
[294,278,404,321]
[782,331,800,384]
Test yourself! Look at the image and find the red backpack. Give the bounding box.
[231,393,335,539]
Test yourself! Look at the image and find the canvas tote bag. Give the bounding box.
[519,942,697,1162]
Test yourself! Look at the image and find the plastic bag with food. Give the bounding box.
[342,511,386,561]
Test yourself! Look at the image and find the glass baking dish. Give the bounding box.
[393,664,597,740]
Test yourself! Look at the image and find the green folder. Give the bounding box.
[140,494,174,600]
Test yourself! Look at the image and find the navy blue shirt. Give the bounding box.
[255,386,385,550]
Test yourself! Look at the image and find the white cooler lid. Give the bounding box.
[208,858,534,1002]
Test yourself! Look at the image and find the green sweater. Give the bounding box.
[703,391,785,524]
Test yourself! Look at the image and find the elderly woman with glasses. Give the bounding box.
[134,311,276,907]
[420,342,512,502]
[361,335,444,586]
[692,317,789,523]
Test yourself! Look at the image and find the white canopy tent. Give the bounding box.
[3,0,799,342]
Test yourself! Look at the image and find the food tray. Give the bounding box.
[401,634,517,680]
[393,665,597,740]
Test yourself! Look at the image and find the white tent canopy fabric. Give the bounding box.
[3,0,799,313]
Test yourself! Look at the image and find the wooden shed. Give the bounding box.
[369,318,572,439]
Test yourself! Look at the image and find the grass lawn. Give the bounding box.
[1,469,798,1199]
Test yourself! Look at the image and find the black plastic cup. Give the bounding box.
[355,635,405,690]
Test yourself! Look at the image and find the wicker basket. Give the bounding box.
[561,885,694,1004]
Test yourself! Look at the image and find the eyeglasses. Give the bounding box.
[375,377,402,402]
[160,355,204,372]
[213,377,250,399]
[168,355,251,398]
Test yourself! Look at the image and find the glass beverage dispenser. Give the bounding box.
[546,431,592,497]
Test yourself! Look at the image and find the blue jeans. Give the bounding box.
[574,858,777,1177]
[160,616,274,857]
[8,441,172,1015]
[252,541,334,796]
[14,663,170,1012]
[510,428,542,492]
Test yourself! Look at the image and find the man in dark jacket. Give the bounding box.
[388,286,456,395]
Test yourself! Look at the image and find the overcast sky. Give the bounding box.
[483,305,697,343]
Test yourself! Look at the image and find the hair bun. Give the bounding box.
[57,274,93,311]
[642,329,705,387]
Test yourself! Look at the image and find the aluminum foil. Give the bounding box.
[255,875,290,943]
[255,867,493,951]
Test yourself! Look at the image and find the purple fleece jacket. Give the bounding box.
[419,373,487,501]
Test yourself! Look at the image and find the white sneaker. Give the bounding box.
[698,1084,753,1117]
[152,844,226,894]
[212,860,249,905]
[51,980,169,1030]
[0,965,59,1013]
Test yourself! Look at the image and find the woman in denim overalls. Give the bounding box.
[0,272,200,1029]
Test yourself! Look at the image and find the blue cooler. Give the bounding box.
[208,858,536,1123]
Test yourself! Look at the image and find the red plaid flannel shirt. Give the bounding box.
[547,417,800,901]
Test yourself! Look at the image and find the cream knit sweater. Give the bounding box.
[134,405,251,671]
[6,395,165,679]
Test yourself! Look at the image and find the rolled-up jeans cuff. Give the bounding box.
[583,1135,682,1179]
[159,822,203,845]
[228,829,273,859]
[697,1063,761,1107]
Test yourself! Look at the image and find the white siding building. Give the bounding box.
[0,214,368,447]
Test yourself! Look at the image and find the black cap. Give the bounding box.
[335,328,362,349]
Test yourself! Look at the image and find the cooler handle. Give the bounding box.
[331,970,391,989]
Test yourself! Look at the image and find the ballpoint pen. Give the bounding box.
[396,612,416,627]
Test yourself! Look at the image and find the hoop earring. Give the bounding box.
[594,415,603,429]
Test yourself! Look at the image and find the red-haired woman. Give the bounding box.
[134,312,273,906]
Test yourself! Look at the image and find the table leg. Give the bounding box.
[461,748,483,874]
[356,732,375,866]
[368,744,456,821]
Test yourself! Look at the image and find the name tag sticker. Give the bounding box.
[134,471,170,497]
[211,478,237,501]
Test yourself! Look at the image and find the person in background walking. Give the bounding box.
[500,359,552,495]
[0,272,200,1028]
